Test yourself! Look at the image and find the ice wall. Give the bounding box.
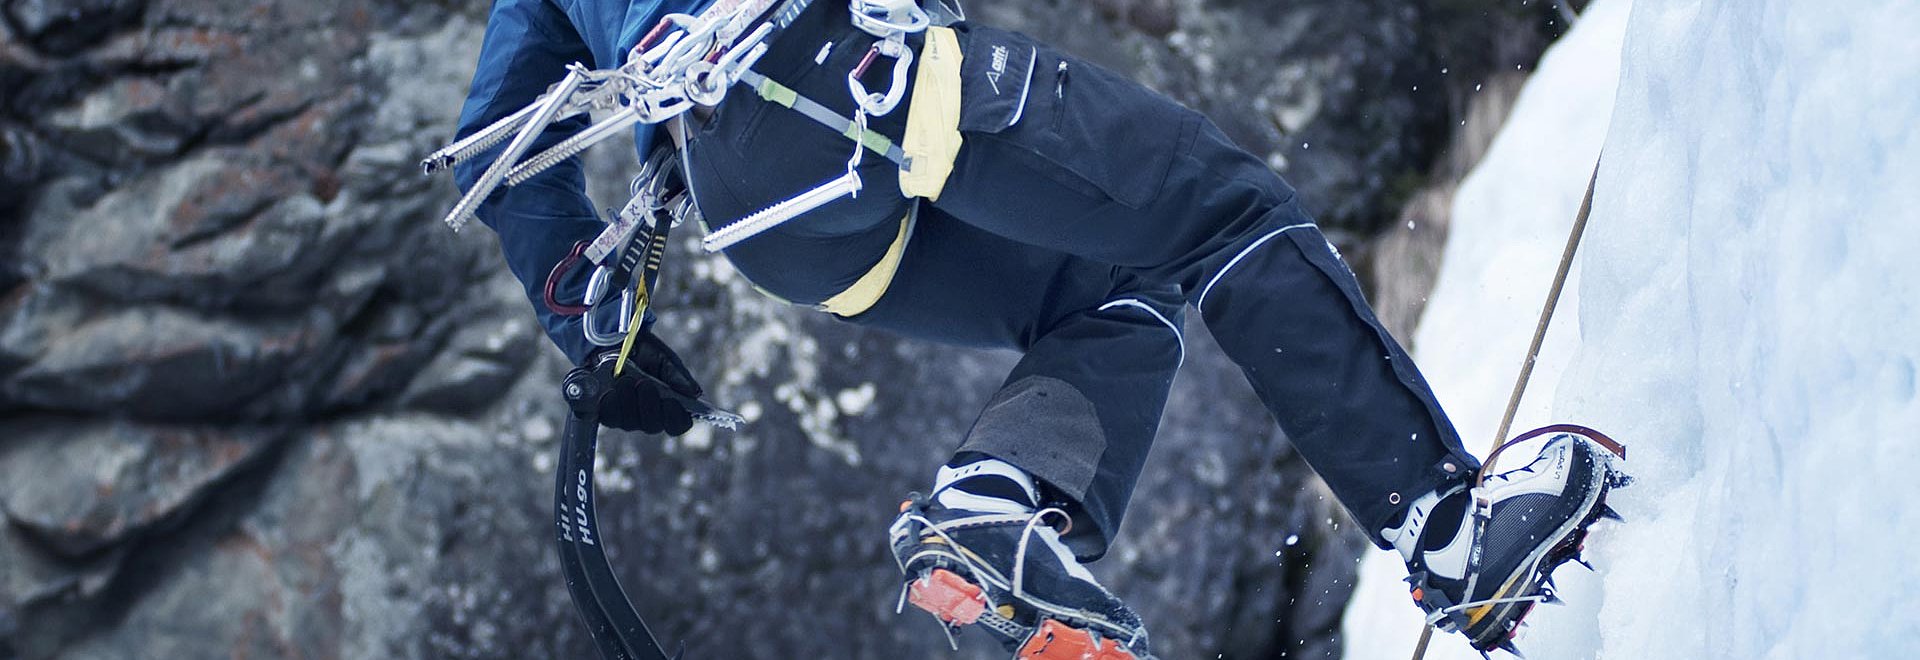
[1557,0,1920,657]
[1343,0,1629,657]
[1349,0,1920,657]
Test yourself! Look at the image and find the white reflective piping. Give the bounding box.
[1196,222,1316,315]
[1098,298,1186,368]
[1006,47,1038,127]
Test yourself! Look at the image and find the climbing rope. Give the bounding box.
[1407,160,1601,660]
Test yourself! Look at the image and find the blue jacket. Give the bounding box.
[454,0,714,363]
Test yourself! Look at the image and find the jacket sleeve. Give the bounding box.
[454,0,602,364]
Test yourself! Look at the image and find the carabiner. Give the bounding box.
[847,37,914,117]
[581,266,637,347]
[849,0,931,38]
[544,241,594,317]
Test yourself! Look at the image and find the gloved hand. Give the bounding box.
[594,333,705,436]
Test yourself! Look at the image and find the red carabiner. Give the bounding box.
[544,240,592,317]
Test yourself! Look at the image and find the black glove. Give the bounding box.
[595,333,705,436]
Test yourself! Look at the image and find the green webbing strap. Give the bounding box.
[739,70,910,168]
[843,123,898,158]
[756,76,801,108]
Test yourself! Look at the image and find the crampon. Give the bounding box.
[891,498,1154,660]
[1408,424,1633,656]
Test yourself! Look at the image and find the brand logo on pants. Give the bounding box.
[987,44,1009,94]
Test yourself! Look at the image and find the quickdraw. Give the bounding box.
[544,145,689,351]
[422,0,794,231]
[548,142,746,660]
[421,0,953,251]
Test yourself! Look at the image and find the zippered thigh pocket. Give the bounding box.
[953,26,1190,209]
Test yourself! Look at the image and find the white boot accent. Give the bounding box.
[1031,521,1103,586]
[932,459,1040,515]
[1420,509,1475,580]
[1382,488,1443,564]
[1392,438,1592,583]
[1381,485,1476,580]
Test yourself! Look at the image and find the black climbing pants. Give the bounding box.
[684,2,1480,558]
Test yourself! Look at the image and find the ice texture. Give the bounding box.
[1346,0,1920,657]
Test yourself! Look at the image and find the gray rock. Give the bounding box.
[0,123,38,216]
[965,0,1559,238]
[0,515,128,627]
[0,419,282,558]
[0,0,1567,657]
[2,0,144,54]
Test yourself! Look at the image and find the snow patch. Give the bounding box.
[834,382,877,416]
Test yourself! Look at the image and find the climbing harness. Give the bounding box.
[702,0,935,252]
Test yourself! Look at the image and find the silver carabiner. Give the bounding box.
[849,0,930,38]
[687,24,773,106]
[847,37,914,117]
[581,266,637,347]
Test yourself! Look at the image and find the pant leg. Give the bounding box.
[925,24,1479,546]
[842,208,1183,560]
[684,4,1183,557]
[688,5,1474,547]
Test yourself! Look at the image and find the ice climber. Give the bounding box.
[445,0,1630,656]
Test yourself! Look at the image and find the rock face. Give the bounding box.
[0,1,1561,658]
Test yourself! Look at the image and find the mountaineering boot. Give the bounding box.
[889,456,1152,659]
[1384,431,1632,654]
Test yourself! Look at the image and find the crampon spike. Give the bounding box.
[938,620,960,652]
[1017,620,1137,660]
[1597,503,1625,522]
[1498,639,1526,658]
[907,569,988,626]
[1573,556,1597,571]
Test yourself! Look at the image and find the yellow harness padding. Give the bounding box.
[817,30,956,315]
[898,26,964,200]
[819,210,915,317]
